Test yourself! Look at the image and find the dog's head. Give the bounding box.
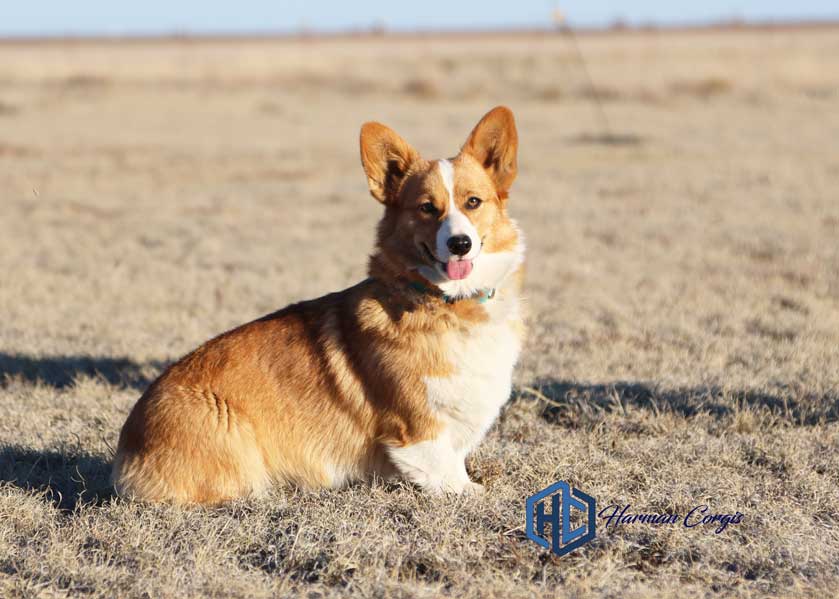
[361,106,523,299]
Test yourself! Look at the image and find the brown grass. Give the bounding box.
[670,77,734,99]
[1,27,839,598]
[402,78,442,99]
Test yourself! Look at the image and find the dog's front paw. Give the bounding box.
[430,479,485,495]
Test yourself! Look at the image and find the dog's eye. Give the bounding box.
[466,196,482,209]
[419,201,438,215]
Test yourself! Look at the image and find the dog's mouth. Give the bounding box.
[420,243,474,281]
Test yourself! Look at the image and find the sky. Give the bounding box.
[3,1,838,36]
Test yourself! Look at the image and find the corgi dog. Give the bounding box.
[112,106,525,504]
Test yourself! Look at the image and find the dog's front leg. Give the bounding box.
[386,432,484,494]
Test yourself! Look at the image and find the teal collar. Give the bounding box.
[408,280,496,304]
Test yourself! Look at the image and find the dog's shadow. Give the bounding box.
[0,352,166,510]
[514,378,839,426]
[0,445,114,510]
[0,351,165,391]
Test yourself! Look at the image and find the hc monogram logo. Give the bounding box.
[525,481,597,557]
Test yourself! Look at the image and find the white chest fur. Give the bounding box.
[424,293,522,455]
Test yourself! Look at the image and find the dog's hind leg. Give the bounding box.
[112,388,271,504]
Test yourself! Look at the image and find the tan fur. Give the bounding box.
[113,106,524,503]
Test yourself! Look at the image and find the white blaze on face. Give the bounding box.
[435,160,480,261]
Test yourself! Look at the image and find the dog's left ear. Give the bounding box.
[460,106,518,198]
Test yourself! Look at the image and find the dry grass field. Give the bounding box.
[1,27,839,598]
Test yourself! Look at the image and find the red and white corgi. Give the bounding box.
[112,106,525,503]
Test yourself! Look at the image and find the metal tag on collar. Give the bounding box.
[477,288,496,304]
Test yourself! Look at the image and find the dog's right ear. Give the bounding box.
[360,122,419,204]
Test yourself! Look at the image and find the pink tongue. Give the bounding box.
[446,259,473,280]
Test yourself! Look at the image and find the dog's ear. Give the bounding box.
[360,122,420,204]
[460,106,518,198]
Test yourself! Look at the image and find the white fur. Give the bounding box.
[393,240,525,493]
[435,160,480,261]
[386,431,476,493]
[424,281,522,454]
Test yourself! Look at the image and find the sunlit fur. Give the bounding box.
[112,106,525,503]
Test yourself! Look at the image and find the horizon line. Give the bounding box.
[1,17,838,43]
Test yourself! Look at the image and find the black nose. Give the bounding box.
[447,235,472,256]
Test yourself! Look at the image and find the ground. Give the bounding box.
[1,27,838,598]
